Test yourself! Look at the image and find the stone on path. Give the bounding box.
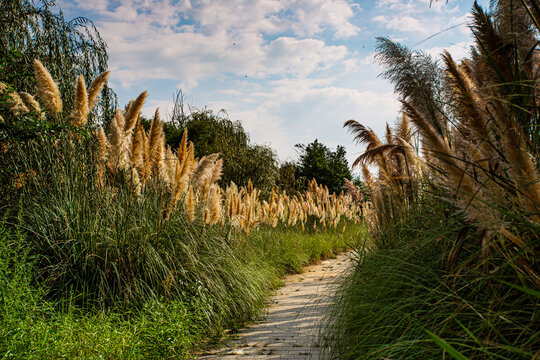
[199,252,353,360]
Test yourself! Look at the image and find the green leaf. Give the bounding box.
[426,330,469,360]
[499,280,540,298]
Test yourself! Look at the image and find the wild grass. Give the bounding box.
[325,196,539,359]
[0,49,365,358]
[328,1,539,358]
[0,211,362,359]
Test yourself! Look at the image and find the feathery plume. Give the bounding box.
[131,119,145,176]
[148,109,164,179]
[33,59,62,117]
[18,92,41,114]
[186,186,195,223]
[0,82,29,116]
[210,158,223,184]
[70,75,89,126]
[207,185,222,225]
[191,154,219,190]
[142,129,151,181]
[177,129,188,162]
[124,91,147,133]
[97,126,108,162]
[108,109,130,171]
[96,126,108,187]
[87,71,110,109]
[361,164,375,190]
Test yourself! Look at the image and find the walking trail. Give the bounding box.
[199,251,354,360]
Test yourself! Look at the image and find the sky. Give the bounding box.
[58,0,490,168]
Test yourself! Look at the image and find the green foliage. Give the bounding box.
[0,0,117,124]
[375,37,446,135]
[294,139,352,194]
[328,2,540,358]
[276,161,304,195]
[0,126,360,357]
[142,102,279,195]
[324,200,539,359]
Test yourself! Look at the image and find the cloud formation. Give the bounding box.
[61,0,480,165]
[65,0,360,88]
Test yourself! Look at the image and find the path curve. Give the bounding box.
[200,252,353,360]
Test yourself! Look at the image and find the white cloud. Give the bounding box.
[217,89,243,96]
[65,0,360,87]
[142,99,176,119]
[57,0,476,163]
[207,78,400,162]
[373,0,467,37]
[424,40,472,61]
[373,15,430,35]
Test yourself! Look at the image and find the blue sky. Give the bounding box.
[58,0,489,167]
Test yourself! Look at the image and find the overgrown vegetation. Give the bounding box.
[139,98,279,196]
[326,1,540,359]
[0,0,117,124]
[0,31,363,358]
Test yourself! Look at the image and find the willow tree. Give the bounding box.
[0,0,117,123]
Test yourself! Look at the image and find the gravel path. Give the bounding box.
[199,252,353,360]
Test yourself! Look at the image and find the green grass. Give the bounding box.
[0,118,365,359]
[0,176,363,359]
[324,199,539,359]
[0,218,363,359]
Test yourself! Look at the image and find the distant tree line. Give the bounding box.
[145,99,354,197]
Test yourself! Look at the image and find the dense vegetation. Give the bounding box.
[0,0,117,124]
[0,3,363,357]
[139,100,279,196]
[293,139,352,194]
[149,100,354,197]
[325,1,540,359]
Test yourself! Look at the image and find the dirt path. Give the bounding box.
[199,252,354,360]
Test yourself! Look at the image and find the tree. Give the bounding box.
[276,161,303,195]
[142,97,279,195]
[0,0,117,124]
[294,139,352,194]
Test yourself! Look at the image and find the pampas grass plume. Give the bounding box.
[210,158,223,184]
[87,71,110,109]
[186,186,195,223]
[0,82,29,116]
[18,92,42,115]
[33,59,62,117]
[177,129,188,162]
[124,91,147,132]
[70,75,89,126]
[131,119,146,176]
[148,109,164,178]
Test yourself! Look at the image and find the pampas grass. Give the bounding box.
[70,75,89,126]
[87,71,110,109]
[148,109,165,179]
[18,92,42,115]
[0,82,29,116]
[124,91,147,133]
[8,59,363,236]
[33,59,62,117]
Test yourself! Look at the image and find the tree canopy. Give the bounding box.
[0,0,116,123]
[141,98,279,195]
[294,139,352,194]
